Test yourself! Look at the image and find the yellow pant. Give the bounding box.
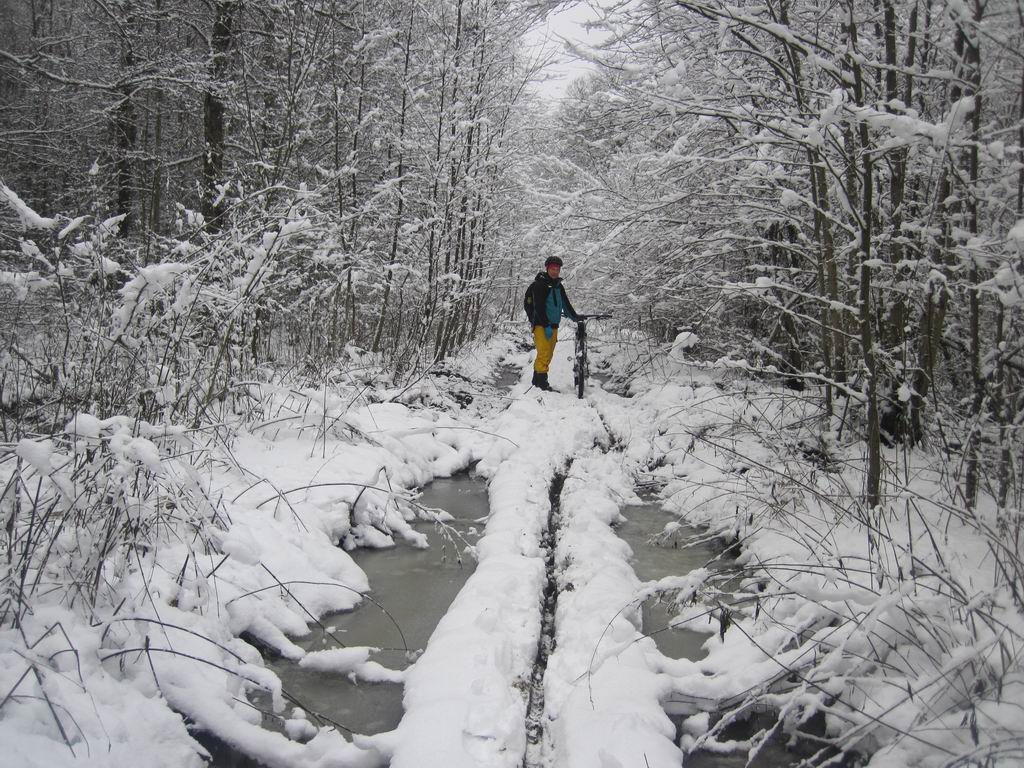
[533,326,558,373]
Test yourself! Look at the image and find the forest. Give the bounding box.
[1,0,1022,766]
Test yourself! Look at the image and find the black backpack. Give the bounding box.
[523,282,535,323]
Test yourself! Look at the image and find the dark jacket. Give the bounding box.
[524,271,578,328]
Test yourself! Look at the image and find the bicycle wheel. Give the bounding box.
[576,346,586,399]
[573,331,584,398]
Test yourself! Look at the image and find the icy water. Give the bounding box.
[203,481,832,768]
[268,474,485,733]
[618,499,846,767]
[684,710,845,768]
[492,364,523,390]
[615,499,724,660]
[204,473,487,765]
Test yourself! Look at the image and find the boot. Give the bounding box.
[531,371,543,388]
[537,373,555,392]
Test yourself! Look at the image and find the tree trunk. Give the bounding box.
[202,0,236,232]
[373,13,415,355]
[114,0,137,234]
[847,4,882,508]
[962,0,983,508]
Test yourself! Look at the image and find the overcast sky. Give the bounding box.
[523,3,602,101]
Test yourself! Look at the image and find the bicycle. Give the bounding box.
[572,314,612,399]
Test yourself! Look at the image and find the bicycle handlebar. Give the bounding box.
[577,313,612,321]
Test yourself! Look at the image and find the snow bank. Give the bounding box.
[542,452,684,767]
[0,382,494,767]
[617,364,1024,766]
[378,388,604,768]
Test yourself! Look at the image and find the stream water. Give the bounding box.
[204,473,831,767]
[273,475,485,733]
[614,499,724,660]
[204,473,487,765]
[615,498,843,767]
[492,365,523,390]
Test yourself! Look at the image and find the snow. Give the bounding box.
[1009,219,1024,250]
[58,215,87,240]
[110,262,192,340]
[779,188,803,208]
[1,182,58,230]
[541,452,683,767]
[380,384,605,768]
[3,331,1020,768]
[670,330,699,354]
[1,371,496,766]
[298,648,403,683]
[0,269,53,299]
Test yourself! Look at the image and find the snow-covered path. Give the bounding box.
[4,336,1018,768]
[538,450,684,768]
[374,378,698,768]
[374,355,1023,768]
[378,387,609,767]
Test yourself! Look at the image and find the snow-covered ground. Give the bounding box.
[2,328,1020,767]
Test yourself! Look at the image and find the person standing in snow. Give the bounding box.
[523,255,579,391]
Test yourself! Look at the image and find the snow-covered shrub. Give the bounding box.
[0,185,336,436]
[640,377,1024,767]
[1,416,220,625]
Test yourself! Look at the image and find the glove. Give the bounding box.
[544,326,554,340]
